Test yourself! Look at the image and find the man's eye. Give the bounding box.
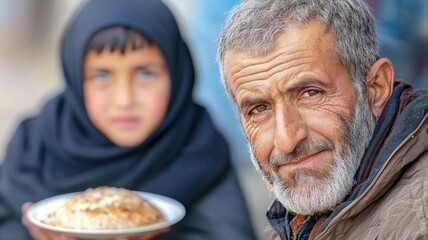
[249,104,268,115]
[306,89,321,97]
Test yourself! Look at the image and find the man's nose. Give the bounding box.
[274,107,308,154]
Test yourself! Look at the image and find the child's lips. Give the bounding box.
[111,117,140,128]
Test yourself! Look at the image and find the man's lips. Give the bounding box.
[111,117,140,128]
[281,150,327,168]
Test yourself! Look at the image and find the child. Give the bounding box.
[0,0,256,239]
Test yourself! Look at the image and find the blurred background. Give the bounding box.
[367,0,428,89]
[0,0,272,239]
[0,0,426,239]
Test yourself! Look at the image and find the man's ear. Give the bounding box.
[366,58,395,118]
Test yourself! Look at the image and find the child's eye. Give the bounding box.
[136,69,154,80]
[92,70,111,82]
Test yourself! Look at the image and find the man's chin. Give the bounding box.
[270,176,340,215]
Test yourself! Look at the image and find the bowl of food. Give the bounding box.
[27,187,186,239]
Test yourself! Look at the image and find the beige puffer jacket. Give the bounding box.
[266,115,428,240]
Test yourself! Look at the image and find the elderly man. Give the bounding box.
[217,0,428,239]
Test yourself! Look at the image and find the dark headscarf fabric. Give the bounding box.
[0,0,231,237]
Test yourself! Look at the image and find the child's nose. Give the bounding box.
[113,80,133,108]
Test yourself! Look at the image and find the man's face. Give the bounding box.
[223,21,376,214]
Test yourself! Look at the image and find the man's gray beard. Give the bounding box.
[248,87,377,215]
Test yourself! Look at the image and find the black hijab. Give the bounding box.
[0,0,230,234]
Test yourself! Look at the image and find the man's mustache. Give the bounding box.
[270,138,335,171]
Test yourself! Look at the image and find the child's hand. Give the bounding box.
[22,202,76,240]
[21,202,170,240]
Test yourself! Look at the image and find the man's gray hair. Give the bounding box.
[217,0,380,100]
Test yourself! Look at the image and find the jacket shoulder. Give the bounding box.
[345,151,428,239]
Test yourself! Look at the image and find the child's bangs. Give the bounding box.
[86,27,151,54]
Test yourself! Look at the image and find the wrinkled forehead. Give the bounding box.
[223,21,338,98]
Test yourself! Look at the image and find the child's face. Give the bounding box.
[83,44,170,147]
